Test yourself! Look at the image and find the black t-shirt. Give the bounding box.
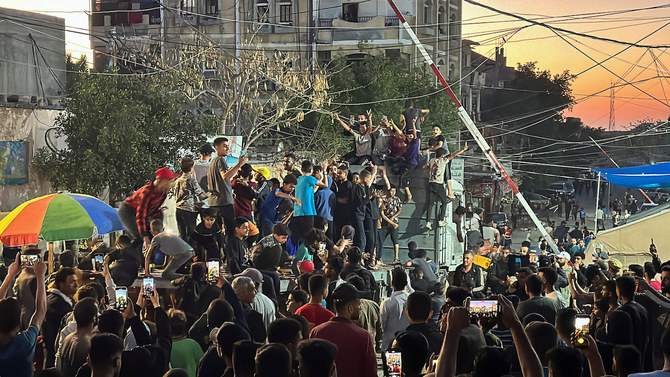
[428,135,446,148]
[402,107,423,135]
[191,222,222,246]
[225,235,249,275]
[352,184,369,220]
[334,180,353,201]
[569,229,583,240]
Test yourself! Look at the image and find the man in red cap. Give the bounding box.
[118,167,179,250]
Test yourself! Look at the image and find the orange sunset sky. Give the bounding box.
[1,0,668,130]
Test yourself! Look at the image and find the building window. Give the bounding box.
[280,2,292,23]
[342,3,358,22]
[318,50,331,63]
[205,0,218,16]
[438,7,445,34]
[449,13,457,38]
[180,0,196,15]
[256,2,269,23]
[386,49,400,60]
[424,5,430,25]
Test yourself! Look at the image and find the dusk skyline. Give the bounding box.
[1,0,669,130]
[462,0,670,130]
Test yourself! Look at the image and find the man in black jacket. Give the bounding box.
[44,267,78,367]
[339,247,378,300]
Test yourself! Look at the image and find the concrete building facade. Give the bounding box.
[0,8,67,212]
[89,0,462,81]
[0,7,67,105]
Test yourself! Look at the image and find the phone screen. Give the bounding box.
[573,315,590,347]
[115,287,128,310]
[207,260,220,283]
[94,255,104,272]
[20,254,40,267]
[143,278,154,298]
[468,300,499,319]
[318,243,327,256]
[385,351,402,377]
[575,315,589,333]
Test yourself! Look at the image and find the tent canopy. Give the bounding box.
[585,202,670,265]
[593,162,670,189]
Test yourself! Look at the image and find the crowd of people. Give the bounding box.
[3,102,670,377]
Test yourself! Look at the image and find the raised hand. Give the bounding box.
[446,307,470,332]
[7,253,21,279]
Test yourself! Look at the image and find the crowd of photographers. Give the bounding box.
[3,103,670,377]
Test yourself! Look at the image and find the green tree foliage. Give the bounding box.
[33,72,217,203]
[300,52,461,158]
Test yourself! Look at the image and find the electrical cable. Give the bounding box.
[464,0,670,49]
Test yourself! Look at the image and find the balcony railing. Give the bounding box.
[317,16,400,28]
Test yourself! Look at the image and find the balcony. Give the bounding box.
[317,16,400,28]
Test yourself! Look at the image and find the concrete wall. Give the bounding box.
[0,105,64,212]
[0,7,66,104]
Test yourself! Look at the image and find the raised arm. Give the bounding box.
[144,243,154,277]
[30,261,48,330]
[222,154,249,181]
[334,114,354,135]
[275,190,302,206]
[0,253,20,300]
[314,161,329,188]
[497,295,543,377]
[389,119,403,135]
[435,307,470,377]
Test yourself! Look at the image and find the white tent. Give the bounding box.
[585,202,670,266]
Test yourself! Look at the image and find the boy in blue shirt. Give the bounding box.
[259,174,300,237]
[289,160,328,254]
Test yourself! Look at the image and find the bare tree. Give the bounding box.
[175,30,331,150]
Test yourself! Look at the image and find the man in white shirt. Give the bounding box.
[380,268,411,351]
[481,215,501,245]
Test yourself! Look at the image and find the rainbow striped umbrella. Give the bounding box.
[0,193,124,246]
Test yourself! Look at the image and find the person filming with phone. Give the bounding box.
[0,253,47,377]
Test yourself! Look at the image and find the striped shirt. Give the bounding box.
[124,181,166,237]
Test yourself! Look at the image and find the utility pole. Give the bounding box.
[386,0,559,254]
[608,81,615,131]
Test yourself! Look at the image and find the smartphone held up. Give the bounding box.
[572,314,590,348]
[385,351,402,377]
[115,287,128,311]
[20,254,40,267]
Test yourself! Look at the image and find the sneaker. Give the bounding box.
[426,222,432,229]
[438,220,448,227]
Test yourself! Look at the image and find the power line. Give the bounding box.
[464,0,670,49]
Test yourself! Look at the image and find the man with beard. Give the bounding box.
[309,283,377,377]
[554,252,572,308]
[487,248,511,295]
[280,153,301,180]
